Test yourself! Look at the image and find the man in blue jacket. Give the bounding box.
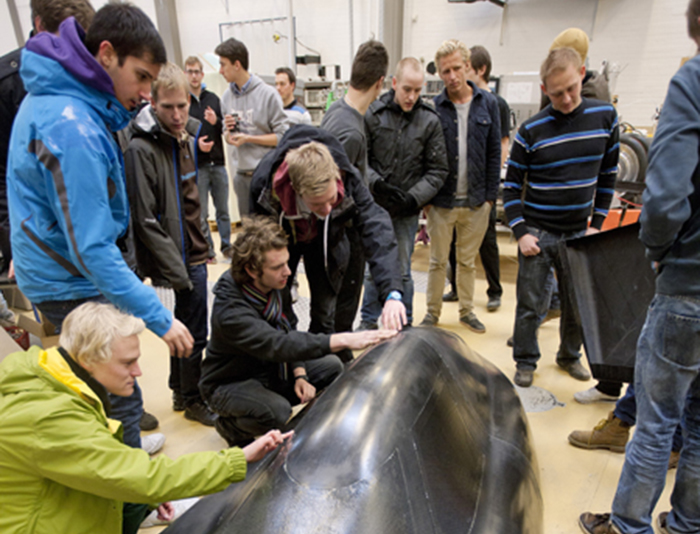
[6,4,193,447]
[421,39,501,333]
[579,1,700,532]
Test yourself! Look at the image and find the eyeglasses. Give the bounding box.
[185,69,203,75]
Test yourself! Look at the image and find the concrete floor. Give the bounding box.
[135,231,675,534]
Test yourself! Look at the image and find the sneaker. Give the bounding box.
[172,392,186,412]
[358,320,378,331]
[139,411,159,431]
[507,335,514,347]
[574,386,619,404]
[568,411,630,452]
[460,313,486,334]
[486,296,501,312]
[578,512,620,534]
[557,360,591,381]
[514,368,534,387]
[420,313,439,326]
[140,497,200,528]
[141,433,166,455]
[442,290,458,302]
[657,512,670,534]
[184,402,218,427]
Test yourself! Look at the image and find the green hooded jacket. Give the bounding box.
[0,346,247,534]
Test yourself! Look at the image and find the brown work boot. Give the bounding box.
[668,450,680,470]
[568,411,630,453]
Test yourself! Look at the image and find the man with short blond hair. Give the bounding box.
[184,55,232,261]
[503,46,619,389]
[421,39,501,333]
[251,126,405,361]
[125,62,216,427]
[358,57,447,329]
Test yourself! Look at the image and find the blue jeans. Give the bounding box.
[614,384,684,452]
[170,262,208,405]
[36,295,143,448]
[198,164,231,254]
[360,214,418,326]
[611,294,700,534]
[513,227,585,371]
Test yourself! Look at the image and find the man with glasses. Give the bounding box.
[184,56,232,261]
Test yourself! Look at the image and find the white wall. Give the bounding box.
[1,0,694,126]
[403,0,695,127]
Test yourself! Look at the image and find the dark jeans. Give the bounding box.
[208,355,343,445]
[170,262,208,406]
[614,384,684,452]
[334,226,365,334]
[288,235,338,335]
[37,295,143,448]
[513,227,585,371]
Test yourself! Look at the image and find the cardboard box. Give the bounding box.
[2,286,33,311]
[18,313,59,349]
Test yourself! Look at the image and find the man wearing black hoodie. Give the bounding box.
[251,126,405,361]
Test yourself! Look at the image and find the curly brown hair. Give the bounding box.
[230,216,289,285]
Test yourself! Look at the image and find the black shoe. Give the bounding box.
[514,368,534,387]
[442,290,458,302]
[172,392,186,412]
[139,411,159,431]
[557,360,591,381]
[507,335,514,347]
[541,307,561,324]
[222,247,234,259]
[460,313,486,333]
[486,296,501,312]
[185,402,218,427]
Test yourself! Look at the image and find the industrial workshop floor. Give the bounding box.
[136,231,675,534]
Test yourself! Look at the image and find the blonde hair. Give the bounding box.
[60,302,145,367]
[285,141,340,197]
[395,57,423,82]
[435,39,470,70]
[152,62,189,102]
[540,47,582,86]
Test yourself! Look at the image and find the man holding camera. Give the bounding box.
[215,38,288,217]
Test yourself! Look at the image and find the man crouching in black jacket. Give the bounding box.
[200,217,396,447]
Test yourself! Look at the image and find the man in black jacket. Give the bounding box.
[200,217,395,446]
[125,63,216,426]
[184,55,232,261]
[359,57,448,329]
[250,126,406,362]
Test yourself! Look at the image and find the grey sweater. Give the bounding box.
[220,74,289,172]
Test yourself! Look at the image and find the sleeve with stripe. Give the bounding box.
[503,125,529,240]
[591,110,620,230]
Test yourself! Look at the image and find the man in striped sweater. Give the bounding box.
[503,47,619,388]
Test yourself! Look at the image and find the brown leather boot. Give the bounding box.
[568,411,630,452]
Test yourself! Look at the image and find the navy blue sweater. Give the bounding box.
[640,54,700,297]
[503,98,619,239]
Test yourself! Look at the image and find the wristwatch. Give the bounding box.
[386,290,402,302]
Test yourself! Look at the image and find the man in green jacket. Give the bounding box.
[0,302,289,534]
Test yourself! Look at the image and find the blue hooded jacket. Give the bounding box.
[6,18,172,335]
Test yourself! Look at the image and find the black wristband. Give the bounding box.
[294,375,309,381]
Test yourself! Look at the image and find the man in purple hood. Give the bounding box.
[5,4,194,456]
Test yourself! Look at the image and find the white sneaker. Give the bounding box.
[140,497,200,528]
[574,386,619,404]
[141,433,166,455]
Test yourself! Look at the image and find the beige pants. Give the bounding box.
[425,203,491,318]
